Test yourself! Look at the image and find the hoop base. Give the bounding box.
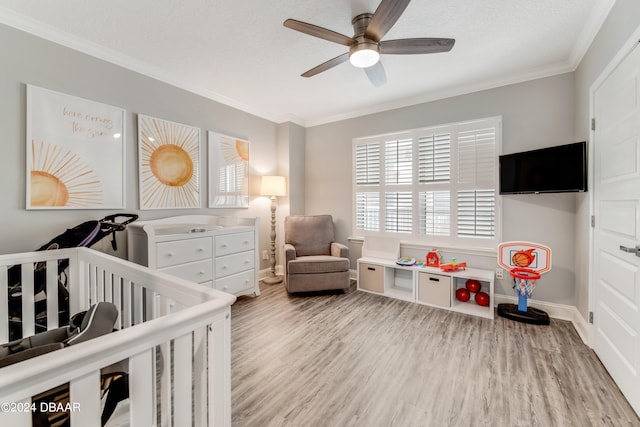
[497,303,550,325]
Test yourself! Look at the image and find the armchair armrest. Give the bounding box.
[331,242,349,258]
[284,243,297,270]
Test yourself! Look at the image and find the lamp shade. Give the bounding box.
[260,175,286,197]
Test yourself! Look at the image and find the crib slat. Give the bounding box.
[97,267,105,303]
[174,332,193,427]
[133,284,143,325]
[70,370,100,427]
[104,271,113,303]
[159,340,171,427]
[193,327,207,426]
[45,259,59,330]
[21,264,35,338]
[122,279,132,328]
[209,315,231,427]
[0,398,32,426]
[89,264,97,306]
[0,265,8,343]
[112,275,122,329]
[130,349,155,426]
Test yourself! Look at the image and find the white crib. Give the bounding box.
[0,247,236,426]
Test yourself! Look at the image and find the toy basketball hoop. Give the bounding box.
[497,242,551,325]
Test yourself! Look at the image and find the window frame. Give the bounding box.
[352,116,502,251]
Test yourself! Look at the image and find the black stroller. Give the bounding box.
[6,213,138,340]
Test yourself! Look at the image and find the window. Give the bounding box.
[353,117,501,250]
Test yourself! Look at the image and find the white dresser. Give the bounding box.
[127,215,260,297]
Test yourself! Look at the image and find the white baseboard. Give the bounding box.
[494,294,589,344]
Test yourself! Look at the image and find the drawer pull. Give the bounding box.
[244,260,250,264]
[244,240,249,244]
[222,265,228,269]
[198,270,205,276]
[429,277,440,282]
[221,243,228,248]
[166,252,174,257]
[197,247,204,252]
[367,267,376,271]
[189,228,206,233]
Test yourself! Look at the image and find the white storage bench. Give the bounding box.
[356,237,495,319]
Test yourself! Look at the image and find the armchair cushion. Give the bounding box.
[287,255,349,275]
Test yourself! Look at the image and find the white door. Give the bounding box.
[592,41,640,416]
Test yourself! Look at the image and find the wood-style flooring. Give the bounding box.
[231,281,640,427]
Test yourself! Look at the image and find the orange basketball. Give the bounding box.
[512,249,535,267]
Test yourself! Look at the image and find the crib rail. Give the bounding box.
[0,247,236,427]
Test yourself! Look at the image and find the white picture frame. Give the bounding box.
[208,131,250,208]
[26,85,126,209]
[137,114,201,210]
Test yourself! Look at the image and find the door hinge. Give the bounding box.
[591,215,595,227]
[589,311,594,324]
[591,118,596,131]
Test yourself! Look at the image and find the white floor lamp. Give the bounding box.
[260,176,286,284]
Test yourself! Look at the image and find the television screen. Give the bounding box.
[499,141,587,194]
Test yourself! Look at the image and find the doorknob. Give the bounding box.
[619,245,640,257]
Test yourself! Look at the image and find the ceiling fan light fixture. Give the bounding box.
[349,42,380,68]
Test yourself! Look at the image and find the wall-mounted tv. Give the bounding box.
[499,141,587,194]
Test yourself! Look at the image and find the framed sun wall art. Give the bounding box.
[208,131,250,208]
[138,114,201,210]
[26,85,126,209]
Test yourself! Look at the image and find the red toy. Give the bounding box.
[439,262,466,272]
[475,291,490,306]
[456,288,470,302]
[465,279,481,293]
[426,249,441,267]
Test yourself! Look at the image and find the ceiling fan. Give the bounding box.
[283,0,455,86]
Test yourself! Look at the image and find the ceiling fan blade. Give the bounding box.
[364,61,387,87]
[365,0,411,42]
[380,38,455,54]
[301,52,350,77]
[284,19,355,46]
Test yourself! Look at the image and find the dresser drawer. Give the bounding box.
[215,250,254,278]
[215,232,254,257]
[215,269,255,294]
[159,259,213,284]
[156,237,212,268]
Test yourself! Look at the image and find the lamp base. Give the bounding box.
[263,275,283,285]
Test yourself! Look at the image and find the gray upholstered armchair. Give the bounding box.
[284,215,350,293]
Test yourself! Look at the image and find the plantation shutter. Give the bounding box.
[353,116,500,248]
[355,142,381,232]
[419,191,450,236]
[356,192,380,231]
[355,142,380,185]
[418,132,451,183]
[385,138,413,185]
[385,191,412,233]
[456,123,497,238]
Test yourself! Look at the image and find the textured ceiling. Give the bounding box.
[0,0,615,126]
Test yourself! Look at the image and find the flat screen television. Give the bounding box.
[499,141,587,194]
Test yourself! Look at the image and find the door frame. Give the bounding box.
[588,25,640,346]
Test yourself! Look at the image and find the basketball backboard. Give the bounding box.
[497,241,552,274]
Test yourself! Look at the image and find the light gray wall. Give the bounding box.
[573,0,640,319]
[0,24,278,269]
[306,73,578,305]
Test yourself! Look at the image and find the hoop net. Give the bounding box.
[510,267,541,298]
